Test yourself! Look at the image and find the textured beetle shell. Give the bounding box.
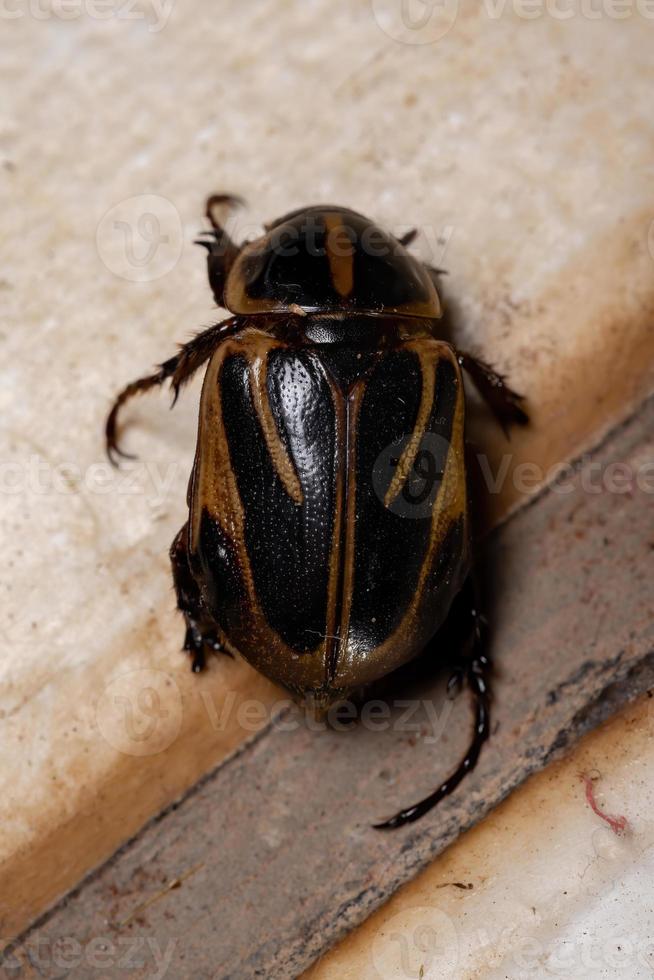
[187,326,469,701]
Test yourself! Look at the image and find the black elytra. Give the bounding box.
[106,196,528,829]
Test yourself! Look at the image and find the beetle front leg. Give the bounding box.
[170,524,230,673]
[397,228,418,247]
[105,316,243,464]
[457,351,529,434]
[374,577,491,830]
[195,193,244,307]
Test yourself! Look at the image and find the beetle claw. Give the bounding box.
[446,669,464,700]
[205,193,246,231]
[106,440,138,468]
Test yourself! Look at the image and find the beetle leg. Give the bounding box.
[105,316,243,465]
[195,193,245,307]
[446,666,465,700]
[398,228,418,247]
[373,578,490,830]
[457,351,529,435]
[170,524,231,673]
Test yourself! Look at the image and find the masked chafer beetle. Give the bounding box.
[106,196,528,828]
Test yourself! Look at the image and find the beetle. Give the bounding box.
[106,195,528,829]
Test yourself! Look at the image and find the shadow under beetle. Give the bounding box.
[106,195,528,829]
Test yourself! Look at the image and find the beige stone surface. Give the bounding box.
[306,692,654,980]
[1,0,653,946]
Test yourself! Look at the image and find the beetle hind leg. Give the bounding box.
[170,524,230,673]
[457,351,529,434]
[398,228,418,247]
[373,578,491,830]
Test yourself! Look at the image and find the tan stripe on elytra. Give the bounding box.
[376,343,467,651]
[190,338,257,603]
[248,354,304,505]
[324,212,354,298]
[383,353,436,509]
[189,330,333,692]
[332,341,468,686]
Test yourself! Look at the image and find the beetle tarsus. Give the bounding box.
[398,228,418,247]
[105,319,243,465]
[446,667,465,699]
[172,524,231,673]
[457,351,529,435]
[205,193,246,229]
[373,656,490,830]
[105,367,169,465]
[184,627,207,673]
[373,580,491,830]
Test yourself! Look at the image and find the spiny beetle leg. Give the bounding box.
[373,577,491,830]
[170,524,231,673]
[446,667,464,700]
[105,316,243,465]
[457,351,529,435]
[398,228,418,247]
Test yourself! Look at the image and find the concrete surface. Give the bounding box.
[2,0,654,969]
[5,397,653,978]
[307,691,654,980]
